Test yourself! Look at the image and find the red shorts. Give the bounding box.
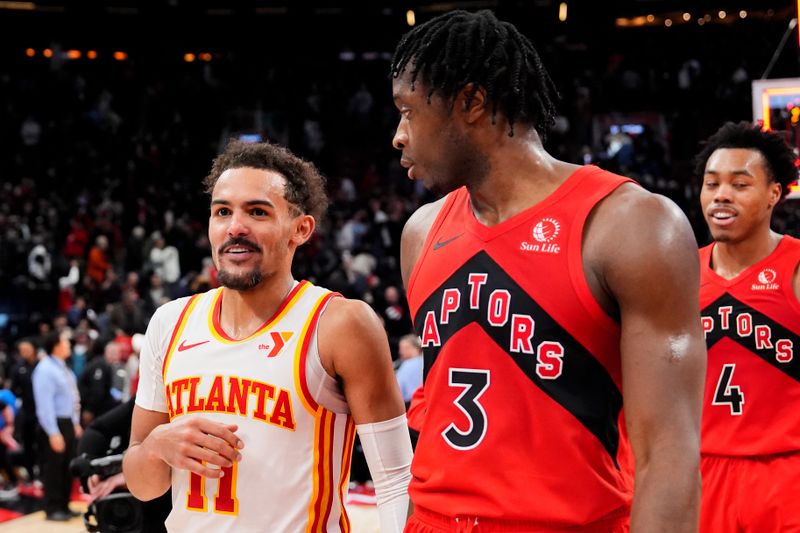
[700,452,800,532]
[405,506,629,533]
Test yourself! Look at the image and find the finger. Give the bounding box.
[198,433,242,463]
[179,456,226,479]
[194,421,243,451]
[192,443,236,468]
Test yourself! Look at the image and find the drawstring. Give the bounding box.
[454,516,479,532]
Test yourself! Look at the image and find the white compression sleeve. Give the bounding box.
[356,414,413,533]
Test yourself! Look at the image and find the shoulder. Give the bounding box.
[402,196,449,245]
[151,292,207,325]
[401,195,451,287]
[587,184,699,288]
[318,296,382,335]
[32,357,51,376]
[592,183,695,250]
[316,296,388,377]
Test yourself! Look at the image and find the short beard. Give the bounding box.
[217,269,263,291]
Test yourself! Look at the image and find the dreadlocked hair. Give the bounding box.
[390,9,560,139]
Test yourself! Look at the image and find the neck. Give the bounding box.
[711,228,782,279]
[219,274,296,340]
[466,129,577,227]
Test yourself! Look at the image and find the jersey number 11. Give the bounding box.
[187,463,239,515]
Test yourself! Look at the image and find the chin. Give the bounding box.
[710,231,734,243]
[218,269,264,291]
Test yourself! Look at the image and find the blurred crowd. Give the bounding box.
[0,8,799,506]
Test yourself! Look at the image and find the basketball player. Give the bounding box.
[695,122,800,531]
[122,140,412,532]
[390,10,706,532]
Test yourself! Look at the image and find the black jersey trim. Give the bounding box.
[414,251,623,464]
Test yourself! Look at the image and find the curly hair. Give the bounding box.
[390,9,559,139]
[204,139,328,222]
[694,121,798,197]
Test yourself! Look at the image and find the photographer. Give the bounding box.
[76,397,170,532]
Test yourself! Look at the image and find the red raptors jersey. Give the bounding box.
[406,166,634,526]
[699,236,800,456]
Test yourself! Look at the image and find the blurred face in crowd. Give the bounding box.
[52,332,71,360]
[209,167,314,292]
[392,72,485,195]
[385,286,399,305]
[104,342,122,364]
[700,148,782,244]
[18,341,36,363]
[398,338,421,361]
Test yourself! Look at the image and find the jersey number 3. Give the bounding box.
[187,462,239,515]
[442,368,490,450]
[712,363,744,416]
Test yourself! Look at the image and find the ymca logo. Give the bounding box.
[521,217,561,254]
[257,331,294,357]
[752,268,779,291]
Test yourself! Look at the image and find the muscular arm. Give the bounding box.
[319,298,411,532]
[319,297,406,423]
[588,187,706,532]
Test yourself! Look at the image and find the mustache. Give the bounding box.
[218,236,262,255]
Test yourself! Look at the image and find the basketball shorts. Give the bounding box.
[405,506,629,533]
[700,452,800,532]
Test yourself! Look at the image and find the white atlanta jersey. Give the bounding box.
[136,280,357,533]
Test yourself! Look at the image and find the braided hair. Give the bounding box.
[390,9,559,139]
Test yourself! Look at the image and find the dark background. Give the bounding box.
[1,0,799,342]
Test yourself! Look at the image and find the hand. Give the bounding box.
[82,411,95,427]
[88,473,126,501]
[49,433,65,453]
[74,424,83,439]
[144,417,244,480]
[0,427,20,452]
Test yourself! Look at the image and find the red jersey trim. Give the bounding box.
[461,166,591,242]
[701,236,793,289]
[209,281,309,343]
[161,294,202,380]
[779,237,800,317]
[566,170,634,337]
[407,192,461,298]
[337,418,356,532]
[295,292,339,414]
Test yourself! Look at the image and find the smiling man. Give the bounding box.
[695,121,800,532]
[123,139,412,532]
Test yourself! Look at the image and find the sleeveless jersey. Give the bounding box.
[699,235,800,456]
[135,281,356,533]
[406,166,635,526]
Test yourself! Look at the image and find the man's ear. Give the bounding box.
[291,214,316,247]
[767,180,782,209]
[456,83,489,125]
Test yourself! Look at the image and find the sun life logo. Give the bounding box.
[532,218,560,243]
[752,268,779,291]
[757,268,776,285]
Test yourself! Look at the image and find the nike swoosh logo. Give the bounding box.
[433,233,463,250]
[178,339,210,352]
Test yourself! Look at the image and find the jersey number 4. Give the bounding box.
[442,368,490,450]
[187,462,239,515]
[712,363,744,416]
